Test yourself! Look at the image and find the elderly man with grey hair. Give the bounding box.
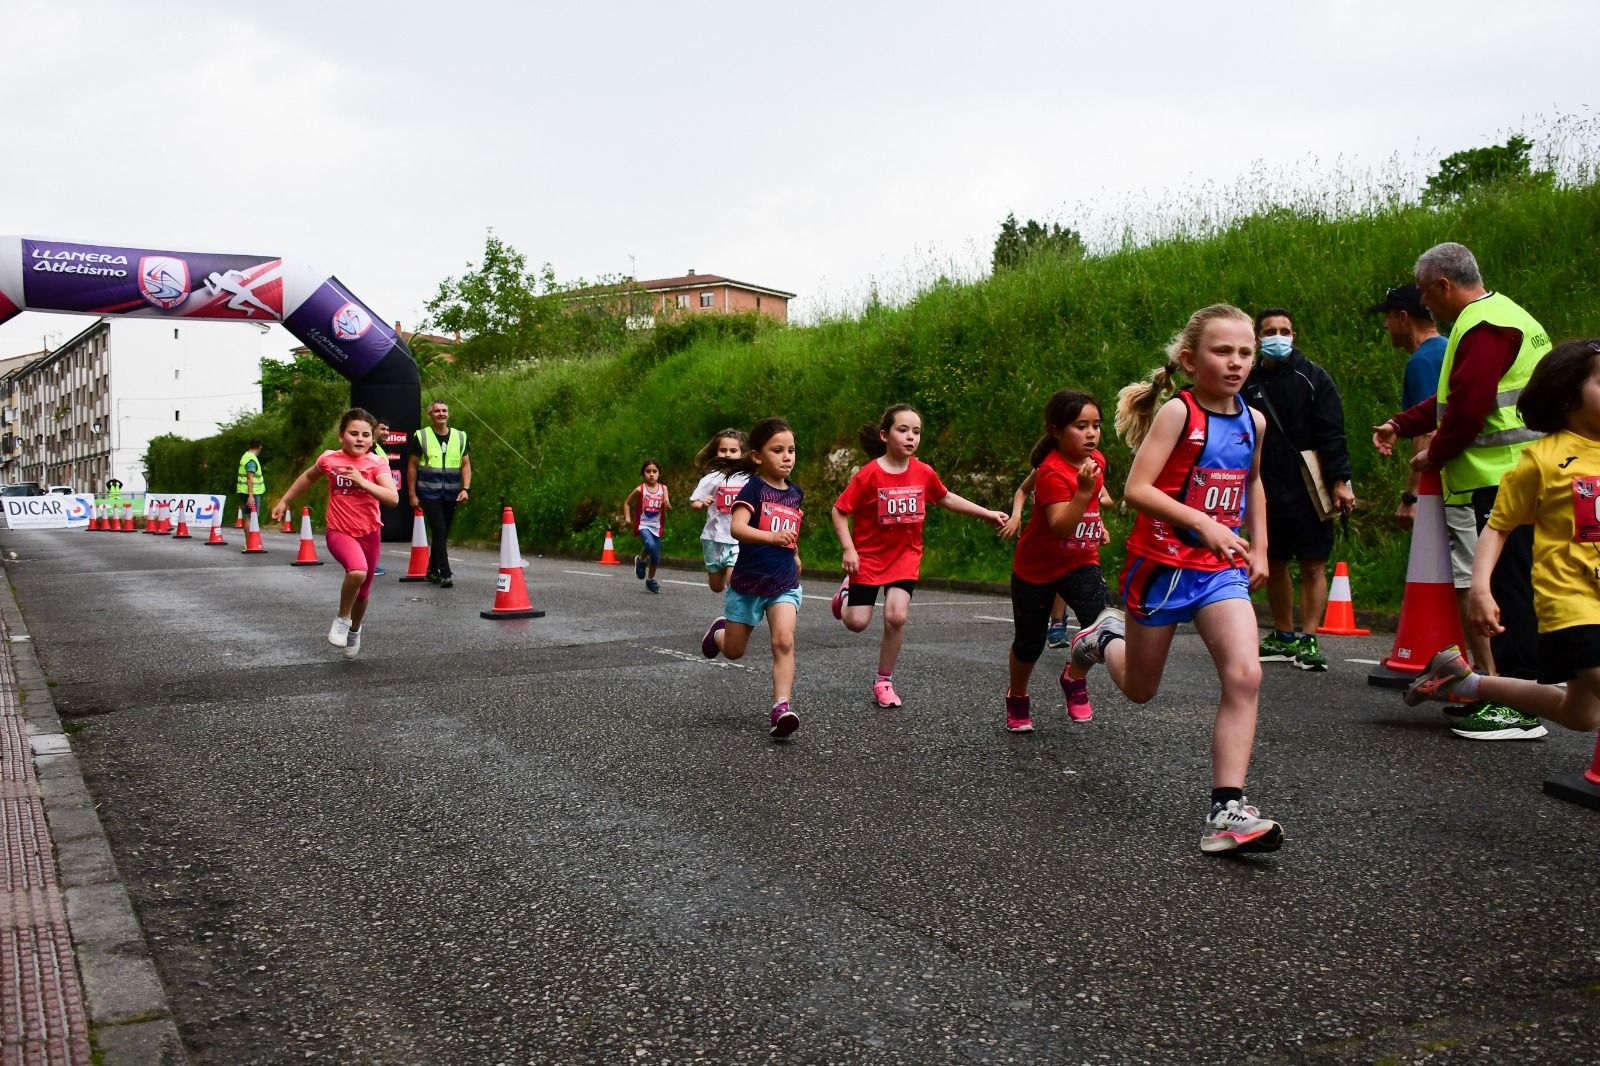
[1372,241,1552,741]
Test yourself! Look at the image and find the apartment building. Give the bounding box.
[0,318,267,493]
[569,270,796,328]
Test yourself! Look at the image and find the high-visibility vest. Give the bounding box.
[414,428,466,497]
[1435,292,1550,496]
[236,450,265,495]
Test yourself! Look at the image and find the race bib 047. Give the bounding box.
[1184,467,1246,527]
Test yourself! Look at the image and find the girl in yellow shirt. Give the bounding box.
[1405,339,1600,733]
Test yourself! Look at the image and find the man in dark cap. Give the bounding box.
[1368,283,1445,529]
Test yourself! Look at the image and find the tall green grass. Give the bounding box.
[152,130,1600,609]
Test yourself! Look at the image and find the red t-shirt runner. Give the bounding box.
[314,450,390,537]
[1012,448,1106,584]
[834,457,949,585]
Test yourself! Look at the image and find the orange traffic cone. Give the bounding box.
[281,510,294,535]
[1316,561,1369,636]
[481,507,544,620]
[205,510,227,546]
[598,529,621,565]
[121,503,135,532]
[397,507,431,582]
[144,501,161,534]
[290,507,323,566]
[93,504,107,531]
[173,506,192,540]
[1368,470,1465,687]
[235,506,245,529]
[241,505,267,554]
[88,504,102,532]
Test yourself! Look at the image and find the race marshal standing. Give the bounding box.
[237,439,265,523]
[407,401,471,588]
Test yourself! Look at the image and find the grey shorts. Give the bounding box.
[1444,504,1477,589]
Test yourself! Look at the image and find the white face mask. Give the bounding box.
[1259,335,1293,360]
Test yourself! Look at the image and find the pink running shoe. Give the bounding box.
[770,701,799,739]
[1060,669,1093,722]
[873,678,901,708]
[701,617,726,659]
[1403,645,1476,707]
[1004,694,1034,733]
[831,577,849,621]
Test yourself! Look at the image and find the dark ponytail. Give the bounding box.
[1027,389,1100,467]
[731,418,793,475]
[859,404,919,458]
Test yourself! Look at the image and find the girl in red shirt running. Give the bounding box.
[1003,389,1111,732]
[830,404,1008,708]
[271,408,399,659]
[1070,304,1280,856]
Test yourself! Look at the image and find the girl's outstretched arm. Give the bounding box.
[270,465,324,522]
[622,486,641,527]
[1466,525,1508,636]
[999,470,1036,540]
[936,491,1008,527]
[831,506,859,574]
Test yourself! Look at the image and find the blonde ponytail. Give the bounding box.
[1116,303,1250,450]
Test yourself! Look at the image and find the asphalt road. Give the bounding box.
[5,527,1599,1066]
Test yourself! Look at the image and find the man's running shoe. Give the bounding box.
[634,554,647,580]
[1403,645,1476,707]
[1060,669,1092,722]
[342,629,362,659]
[1258,632,1299,662]
[1201,799,1283,854]
[646,579,661,594]
[439,577,453,589]
[426,571,441,585]
[873,678,902,708]
[327,615,352,648]
[1046,620,1070,649]
[1004,694,1034,733]
[1294,634,1328,672]
[770,701,799,739]
[701,617,726,659]
[1450,701,1548,741]
[1070,607,1125,671]
[831,578,849,621]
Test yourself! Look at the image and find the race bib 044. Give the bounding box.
[760,501,803,538]
[1184,467,1246,527]
[877,486,926,525]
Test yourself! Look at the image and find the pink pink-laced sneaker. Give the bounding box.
[873,678,901,708]
[770,701,799,739]
[1060,670,1093,722]
[1004,694,1034,733]
[831,578,849,621]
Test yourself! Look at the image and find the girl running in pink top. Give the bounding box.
[271,408,399,659]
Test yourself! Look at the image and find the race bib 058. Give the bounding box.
[877,486,926,525]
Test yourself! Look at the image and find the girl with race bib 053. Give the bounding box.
[688,429,750,594]
[1069,304,1282,856]
[830,404,1008,709]
[270,408,399,660]
[1404,338,1600,736]
[623,459,672,594]
[701,418,806,740]
[1002,390,1112,732]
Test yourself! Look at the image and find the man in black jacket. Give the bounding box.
[1245,308,1356,672]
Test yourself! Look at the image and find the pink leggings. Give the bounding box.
[326,529,382,602]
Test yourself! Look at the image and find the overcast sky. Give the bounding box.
[2,0,1595,360]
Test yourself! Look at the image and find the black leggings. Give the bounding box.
[1011,565,1110,664]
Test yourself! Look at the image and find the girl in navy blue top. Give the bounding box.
[701,418,805,739]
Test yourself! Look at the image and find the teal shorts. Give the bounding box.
[701,538,740,572]
[723,584,803,627]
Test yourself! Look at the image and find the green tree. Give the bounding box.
[1423,134,1551,205]
[992,212,1085,272]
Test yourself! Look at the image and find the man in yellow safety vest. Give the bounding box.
[406,402,471,588]
[236,440,265,524]
[1373,242,1552,741]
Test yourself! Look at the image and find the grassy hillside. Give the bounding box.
[151,172,1600,609]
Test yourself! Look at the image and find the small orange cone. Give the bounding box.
[144,501,162,534]
[89,504,102,532]
[598,529,621,565]
[241,505,267,554]
[93,504,108,531]
[481,507,544,619]
[1316,561,1369,636]
[235,506,245,529]
[1369,469,1466,687]
[290,507,324,566]
[121,503,135,532]
[205,510,227,546]
[173,505,192,540]
[397,507,431,582]
[281,510,294,535]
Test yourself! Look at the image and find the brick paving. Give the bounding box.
[0,624,90,1066]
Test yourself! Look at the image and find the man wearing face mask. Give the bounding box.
[1245,308,1356,672]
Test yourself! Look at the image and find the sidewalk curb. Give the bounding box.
[0,573,188,1065]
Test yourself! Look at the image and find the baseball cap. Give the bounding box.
[1367,282,1431,320]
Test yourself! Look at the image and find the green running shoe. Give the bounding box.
[1449,701,1548,741]
[1259,633,1299,662]
[1294,634,1328,672]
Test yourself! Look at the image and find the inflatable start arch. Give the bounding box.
[0,235,422,537]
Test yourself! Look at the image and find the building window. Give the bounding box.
[675,294,690,310]
[699,292,714,309]
[174,410,180,422]
[173,328,180,340]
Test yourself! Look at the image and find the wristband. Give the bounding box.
[1400,492,1418,505]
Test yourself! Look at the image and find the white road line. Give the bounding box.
[1345,658,1383,665]
[975,615,1012,623]
[562,569,613,578]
